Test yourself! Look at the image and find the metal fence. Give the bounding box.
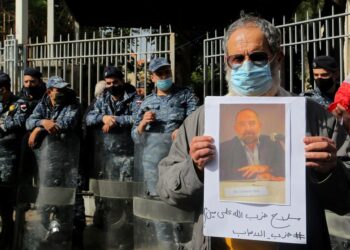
[0,34,20,91]
[203,8,350,96]
[0,27,175,106]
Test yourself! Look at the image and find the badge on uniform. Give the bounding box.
[9,104,16,112]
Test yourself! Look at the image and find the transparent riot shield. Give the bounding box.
[89,128,134,250]
[19,132,80,250]
[0,133,19,249]
[133,132,194,250]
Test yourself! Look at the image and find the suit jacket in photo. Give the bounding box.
[220,134,285,181]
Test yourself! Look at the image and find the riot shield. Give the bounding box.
[133,132,194,250]
[89,128,134,250]
[0,133,19,250]
[19,132,80,250]
[0,133,19,186]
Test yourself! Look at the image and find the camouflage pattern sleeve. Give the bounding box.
[115,107,134,127]
[130,95,143,123]
[25,102,45,130]
[55,104,81,131]
[4,100,30,131]
[131,100,147,143]
[85,97,104,127]
[184,87,199,116]
[113,94,136,127]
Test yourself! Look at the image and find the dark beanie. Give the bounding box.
[24,68,42,78]
[312,56,339,73]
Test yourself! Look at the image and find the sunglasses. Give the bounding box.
[226,51,271,68]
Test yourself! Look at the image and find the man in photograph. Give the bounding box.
[220,108,285,181]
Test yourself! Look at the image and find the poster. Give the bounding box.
[204,96,306,244]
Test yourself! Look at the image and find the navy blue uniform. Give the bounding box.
[131,85,199,141]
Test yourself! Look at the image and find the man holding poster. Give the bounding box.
[157,13,350,250]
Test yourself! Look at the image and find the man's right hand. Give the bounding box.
[28,127,42,148]
[189,136,215,171]
[102,115,117,126]
[137,111,155,134]
[41,119,58,134]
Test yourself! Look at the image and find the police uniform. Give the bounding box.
[26,93,80,131]
[24,76,84,249]
[0,92,20,185]
[131,85,199,141]
[131,57,199,249]
[85,90,136,127]
[85,66,136,249]
[301,55,339,109]
[301,87,336,109]
[0,72,20,249]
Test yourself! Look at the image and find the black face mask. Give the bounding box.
[54,92,66,105]
[108,85,124,97]
[315,78,335,93]
[24,87,45,100]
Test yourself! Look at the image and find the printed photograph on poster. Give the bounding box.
[203,96,306,244]
[219,104,288,205]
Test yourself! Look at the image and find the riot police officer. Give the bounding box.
[132,57,199,142]
[85,66,136,249]
[131,57,199,249]
[0,71,20,250]
[11,68,47,250]
[301,55,340,109]
[25,76,83,250]
[11,68,46,130]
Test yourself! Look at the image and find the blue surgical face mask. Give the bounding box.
[156,78,173,91]
[230,61,273,96]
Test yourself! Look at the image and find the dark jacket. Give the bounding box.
[157,88,350,250]
[220,135,285,181]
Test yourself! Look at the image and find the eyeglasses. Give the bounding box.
[226,51,271,68]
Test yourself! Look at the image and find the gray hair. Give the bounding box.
[94,80,106,98]
[223,15,281,57]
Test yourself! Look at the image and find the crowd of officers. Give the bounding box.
[0,52,344,250]
[0,57,199,250]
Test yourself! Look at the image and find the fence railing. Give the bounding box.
[0,27,175,105]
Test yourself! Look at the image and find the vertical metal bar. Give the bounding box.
[170,33,175,80]
[282,16,286,54]
[331,6,335,48]
[219,37,223,96]
[88,57,91,105]
[79,60,83,104]
[306,11,309,51]
[339,16,344,80]
[294,13,298,54]
[339,38,344,81]
[318,9,322,50]
[210,40,214,95]
[313,21,316,59]
[301,25,304,92]
[325,18,329,55]
[203,33,208,98]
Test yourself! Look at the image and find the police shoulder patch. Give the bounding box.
[9,104,16,112]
